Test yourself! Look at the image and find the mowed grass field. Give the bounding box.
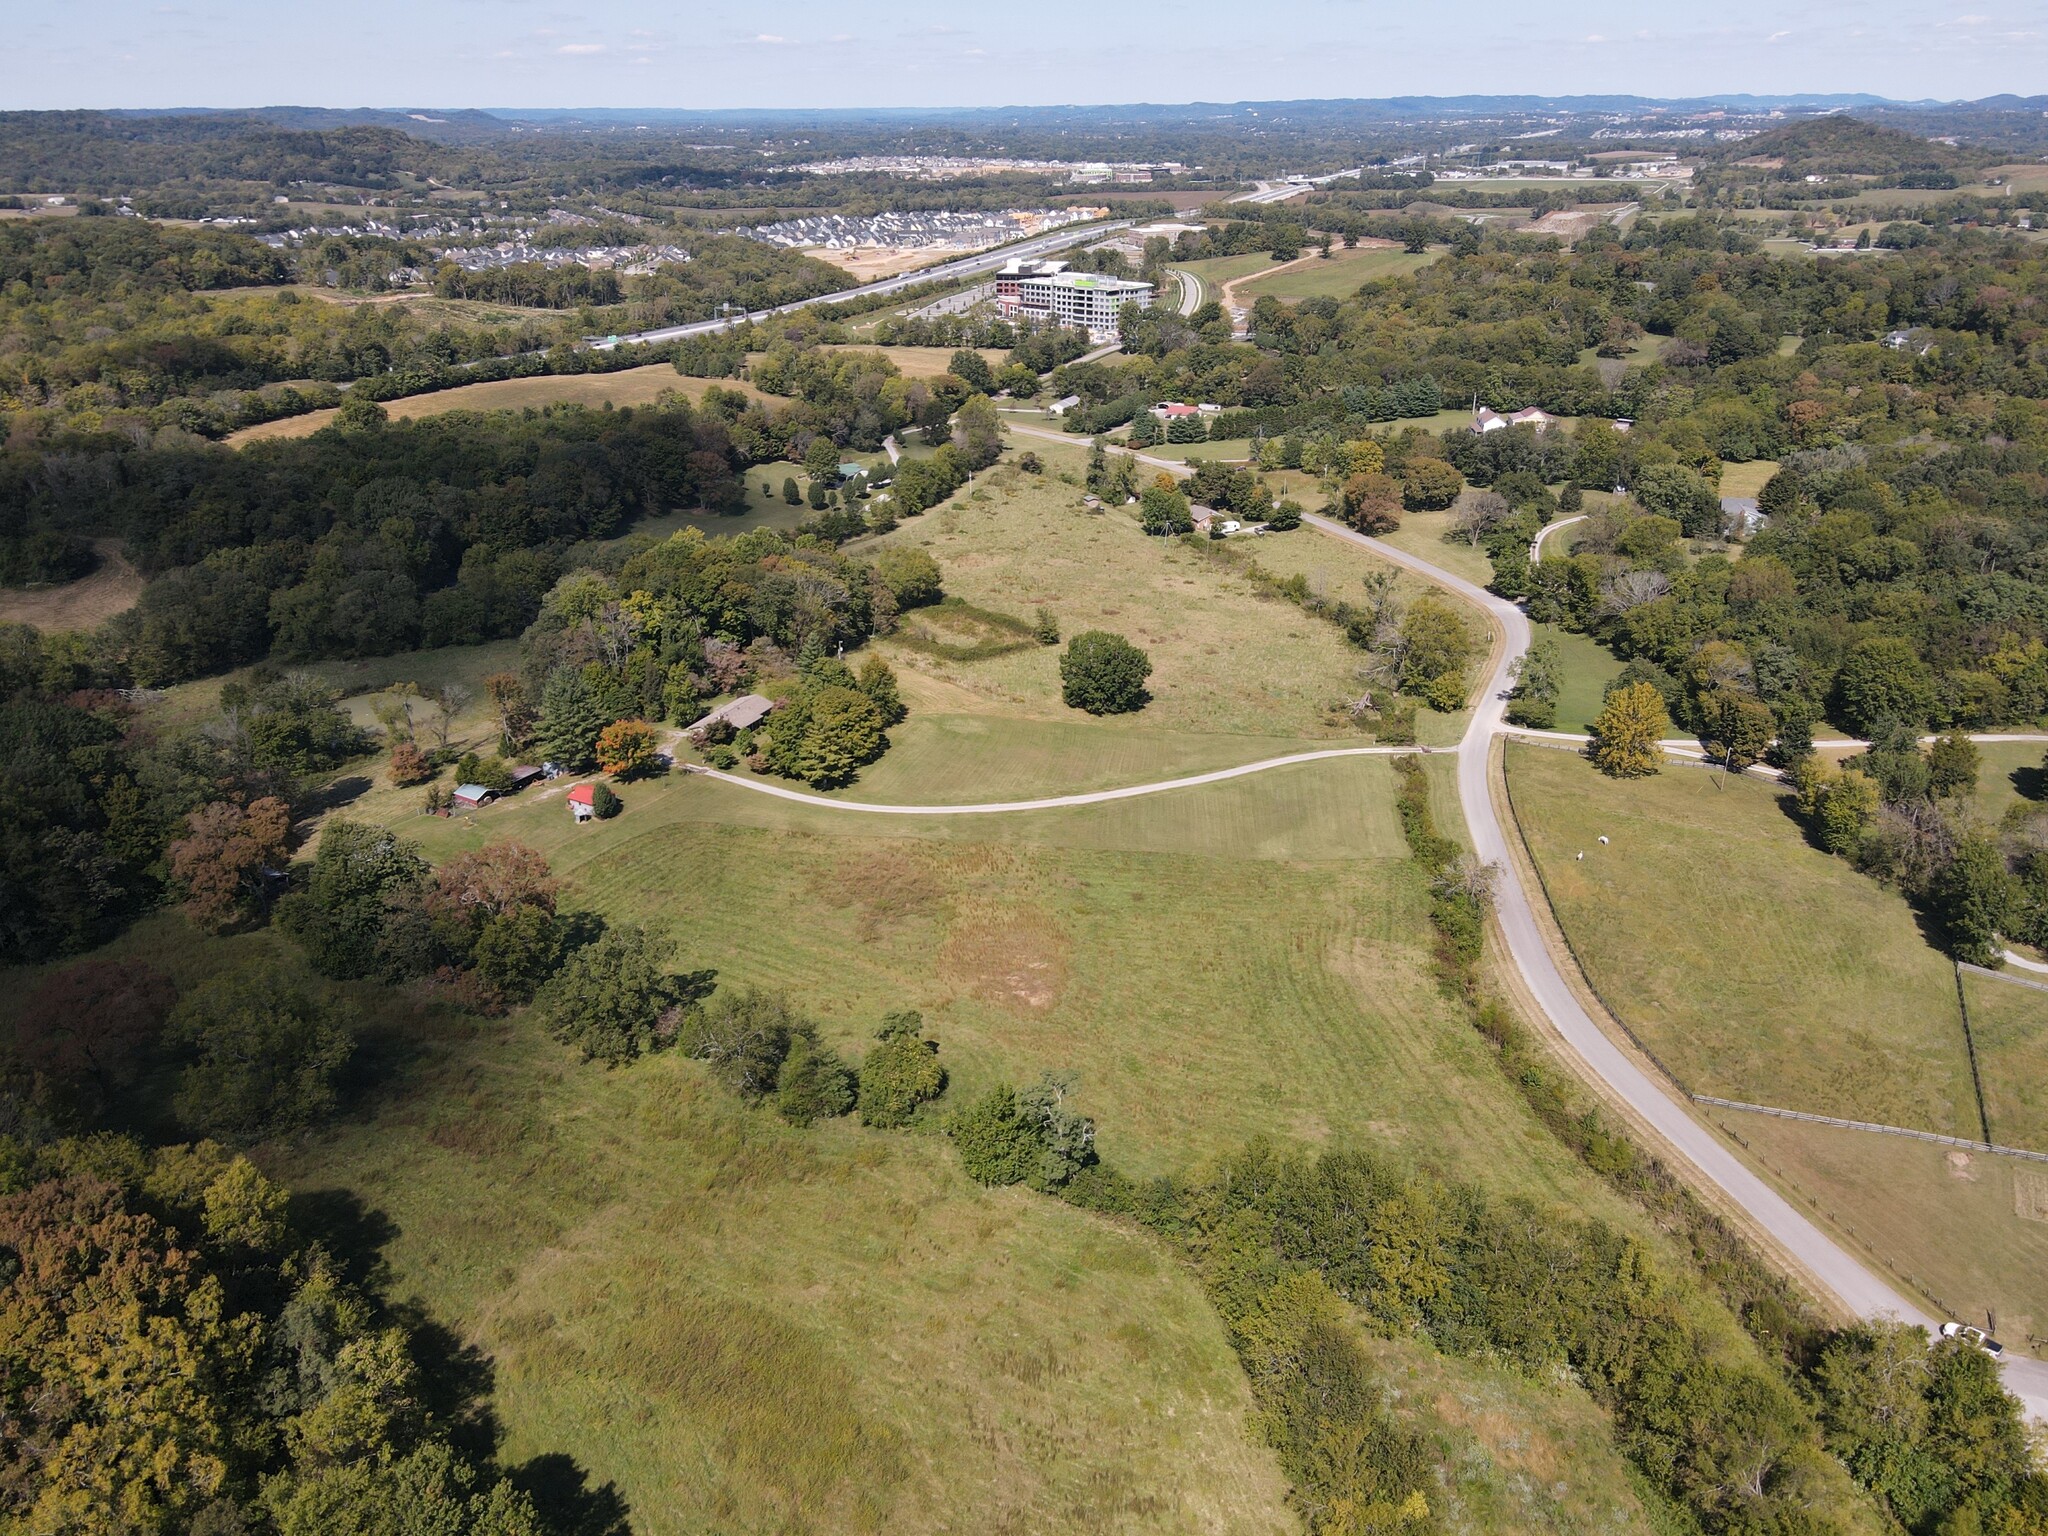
[1704,1106,2048,1347]
[1964,969,2048,1154]
[227,366,767,445]
[1529,624,1626,735]
[1235,246,1440,304]
[1504,743,1981,1136]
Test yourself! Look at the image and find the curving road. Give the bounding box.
[682,744,1423,814]
[1299,511,2048,1420]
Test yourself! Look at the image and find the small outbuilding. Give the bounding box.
[451,783,495,809]
[567,783,598,822]
[507,765,545,792]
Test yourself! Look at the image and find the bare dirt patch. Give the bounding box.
[1947,1149,1980,1182]
[0,540,144,632]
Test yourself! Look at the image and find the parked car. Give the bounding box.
[1940,1321,2005,1357]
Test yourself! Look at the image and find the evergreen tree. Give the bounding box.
[536,667,611,771]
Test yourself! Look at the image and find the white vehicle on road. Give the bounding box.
[1941,1322,2006,1358]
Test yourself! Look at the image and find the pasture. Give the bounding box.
[1503,743,1981,1137]
[1704,1106,2048,1350]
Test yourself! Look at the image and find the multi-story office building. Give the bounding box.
[1013,271,1154,341]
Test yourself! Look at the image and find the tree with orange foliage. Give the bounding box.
[594,718,661,779]
[389,739,433,786]
[167,797,292,933]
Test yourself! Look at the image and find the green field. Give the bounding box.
[1169,249,1292,290]
[1705,1106,2048,1347]
[59,457,1796,1533]
[1967,740,2045,824]
[1505,743,1980,1136]
[1372,503,1497,589]
[1529,624,1625,734]
[1965,968,2048,1154]
[1235,247,1440,303]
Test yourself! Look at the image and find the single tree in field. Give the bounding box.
[1340,471,1403,533]
[782,476,802,506]
[541,923,691,1066]
[1401,459,1464,511]
[858,1011,947,1128]
[1931,835,2014,967]
[389,740,433,786]
[953,394,1003,470]
[1060,631,1152,714]
[855,655,906,725]
[1703,688,1775,772]
[594,719,661,779]
[426,683,471,753]
[948,348,993,392]
[1506,637,1562,729]
[1589,682,1669,778]
[536,667,611,771]
[168,796,292,933]
[1397,598,1475,712]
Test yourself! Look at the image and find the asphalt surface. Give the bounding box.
[592,219,1135,349]
[1299,511,2048,1421]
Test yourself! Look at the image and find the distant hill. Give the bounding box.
[1709,115,1990,180]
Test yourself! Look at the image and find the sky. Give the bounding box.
[13,0,2048,112]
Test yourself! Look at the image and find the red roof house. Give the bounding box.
[567,783,598,821]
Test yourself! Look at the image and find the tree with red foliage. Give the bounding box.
[14,959,176,1108]
[168,797,292,933]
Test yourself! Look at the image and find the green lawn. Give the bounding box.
[1967,741,2045,824]
[1530,624,1625,734]
[1169,250,1291,290]
[1236,247,1440,303]
[1964,968,2048,1154]
[1505,743,1980,1136]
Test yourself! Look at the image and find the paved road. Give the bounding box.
[593,219,1134,349]
[1300,511,2048,1421]
[682,744,1422,815]
[1168,267,1203,316]
[1529,513,1586,561]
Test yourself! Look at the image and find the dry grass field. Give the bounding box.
[0,539,145,632]
[1705,1106,2048,1347]
[227,366,765,445]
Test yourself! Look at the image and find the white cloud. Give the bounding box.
[1768,29,1790,41]
[555,42,604,54]
[754,32,786,43]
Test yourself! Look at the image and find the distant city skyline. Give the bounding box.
[11,0,2048,113]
